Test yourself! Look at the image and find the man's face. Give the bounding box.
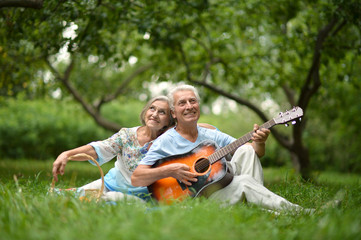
[172,90,200,125]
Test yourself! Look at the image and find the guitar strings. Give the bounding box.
[206,120,274,164]
[195,120,276,173]
[195,158,210,173]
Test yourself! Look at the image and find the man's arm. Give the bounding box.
[250,124,270,157]
[131,164,198,187]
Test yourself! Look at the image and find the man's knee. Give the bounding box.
[234,144,255,157]
[231,144,258,167]
[232,175,256,186]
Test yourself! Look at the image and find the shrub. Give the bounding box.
[0,98,111,160]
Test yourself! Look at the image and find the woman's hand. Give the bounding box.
[52,152,69,182]
[51,145,98,182]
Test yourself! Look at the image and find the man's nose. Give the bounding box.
[185,101,192,108]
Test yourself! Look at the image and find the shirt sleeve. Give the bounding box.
[139,136,168,166]
[88,130,125,166]
[198,126,236,148]
[215,131,236,148]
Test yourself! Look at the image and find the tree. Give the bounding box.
[133,0,361,179]
[1,0,360,178]
[1,1,159,131]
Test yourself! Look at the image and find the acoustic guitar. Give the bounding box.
[148,107,303,204]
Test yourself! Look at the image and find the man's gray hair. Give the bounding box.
[167,84,200,111]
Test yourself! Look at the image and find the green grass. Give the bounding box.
[0,159,360,240]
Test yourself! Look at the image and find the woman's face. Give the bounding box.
[144,100,171,131]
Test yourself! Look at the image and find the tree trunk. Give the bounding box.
[290,145,311,180]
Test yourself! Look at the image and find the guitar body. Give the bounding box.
[148,140,233,204]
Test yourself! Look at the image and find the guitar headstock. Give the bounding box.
[274,106,303,126]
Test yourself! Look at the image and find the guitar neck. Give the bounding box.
[208,119,276,164]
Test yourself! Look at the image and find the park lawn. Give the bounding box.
[0,159,360,240]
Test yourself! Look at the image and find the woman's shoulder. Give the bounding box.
[113,126,141,142]
[198,123,218,130]
[118,126,140,134]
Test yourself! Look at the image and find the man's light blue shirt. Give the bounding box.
[140,126,236,166]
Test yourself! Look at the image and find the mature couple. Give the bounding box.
[53,84,304,212]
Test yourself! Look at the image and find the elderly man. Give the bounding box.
[132,84,304,211]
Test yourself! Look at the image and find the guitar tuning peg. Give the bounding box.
[292,120,296,125]
[285,123,289,127]
[299,117,302,122]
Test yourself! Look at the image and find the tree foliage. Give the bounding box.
[1,0,360,178]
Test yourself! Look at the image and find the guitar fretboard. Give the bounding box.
[208,119,276,164]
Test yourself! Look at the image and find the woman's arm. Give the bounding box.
[52,145,98,182]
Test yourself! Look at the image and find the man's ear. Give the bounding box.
[171,110,176,119]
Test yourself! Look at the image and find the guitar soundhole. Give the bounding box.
[194,158,210,174]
